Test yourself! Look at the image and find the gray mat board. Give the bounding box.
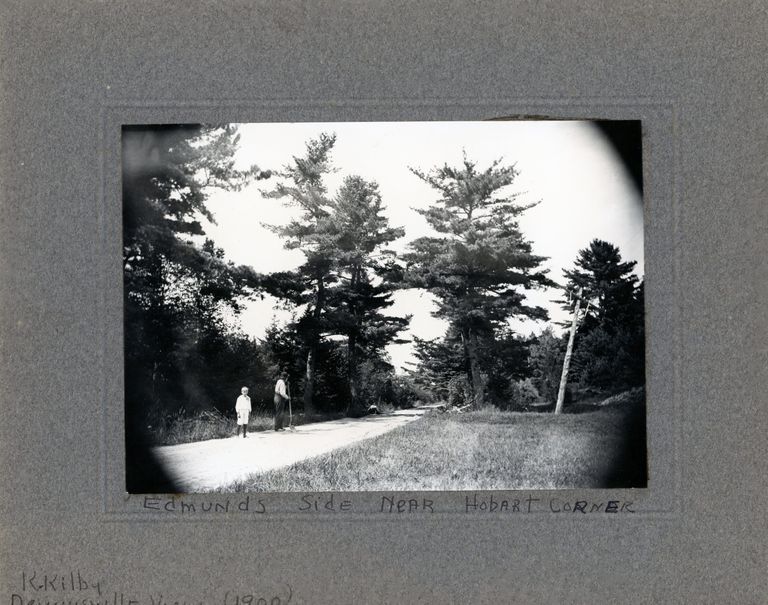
[0,2,766,603]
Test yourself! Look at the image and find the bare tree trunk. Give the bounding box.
[463,327,484,409]
[346,267,362,416]
[302,276,324,418]
[303,347,316,417]
[555,291,582,414]
[346,332,360,415]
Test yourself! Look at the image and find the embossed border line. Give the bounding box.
[98,99,681,521]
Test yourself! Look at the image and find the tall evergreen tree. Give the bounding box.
[325,176,409,414]
[561,239,645,390]
[263,133,337,416]
[562,239,639,328]
[404,155,554,407]
[123,125,268,415]
[122,124,269,492]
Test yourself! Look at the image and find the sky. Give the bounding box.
[202,121,644,372]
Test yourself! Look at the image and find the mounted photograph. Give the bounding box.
[122,120,647,493]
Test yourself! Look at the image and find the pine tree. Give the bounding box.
[410,331,469,404]
[561,240,645,390]
[265,138,413,415]
[324,176,409,414]
[123,124,268,414]
[122,125,270,491]
[404,155,553,407]
[562,239,639,328]
[263,133,338,416]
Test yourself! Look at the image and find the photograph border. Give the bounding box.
[101,99,680,521]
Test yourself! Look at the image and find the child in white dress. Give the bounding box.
[235,387,251,438]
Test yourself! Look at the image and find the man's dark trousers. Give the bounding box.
[274,393,286,430]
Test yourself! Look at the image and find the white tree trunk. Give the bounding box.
[555,291,582,414]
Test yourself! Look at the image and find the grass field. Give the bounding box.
[226,397,647,492]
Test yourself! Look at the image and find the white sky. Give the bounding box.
[202,121,643,372]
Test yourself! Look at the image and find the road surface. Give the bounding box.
[153,409,427,492]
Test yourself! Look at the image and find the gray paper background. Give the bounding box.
[1,2,765,603]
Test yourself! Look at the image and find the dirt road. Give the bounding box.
[152,409,427,492]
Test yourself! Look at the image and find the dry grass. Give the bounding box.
[147,408,348,446]
[147,409,274,445]
[226,400,645,492]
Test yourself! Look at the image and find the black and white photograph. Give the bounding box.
[123,120,646,494]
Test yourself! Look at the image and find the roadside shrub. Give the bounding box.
[390,375,430,408]
[528,328,565,402]
[146,407,278,445]
[146,408,233,445]
[447,374,471,407]
[500,378,540,411]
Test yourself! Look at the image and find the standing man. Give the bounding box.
[235,386,251,438]
[274,371,290,431]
